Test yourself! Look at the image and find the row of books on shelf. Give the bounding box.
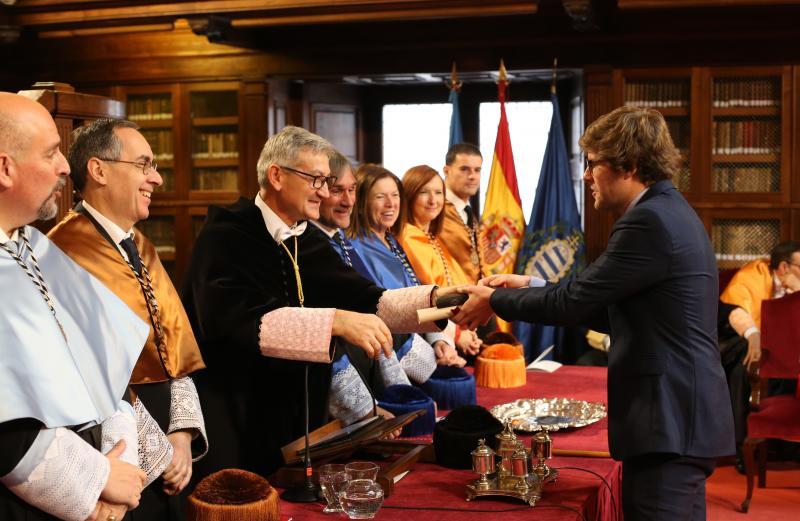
[192,132,238,158]
[665,120,690,149]
[711,222,778,262]
[192,169,238,191]
[128,97,172,120]
[140,129,173,156]
[712,120,779,155]
[712,79,779,107]
[712,167,777,192]
[624,81,689,107]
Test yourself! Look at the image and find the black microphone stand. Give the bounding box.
[281,363,320,502]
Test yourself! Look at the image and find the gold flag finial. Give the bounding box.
[447,62,463,92]
[498,59,508,83]
[551,57,558,94]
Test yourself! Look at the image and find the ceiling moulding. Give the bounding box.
[9,0,538,28]
[618,0,800,8]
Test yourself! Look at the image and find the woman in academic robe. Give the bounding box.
[348,164,465,375]
[398,165,470,288]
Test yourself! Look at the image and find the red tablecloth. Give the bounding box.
[279,366,619,521]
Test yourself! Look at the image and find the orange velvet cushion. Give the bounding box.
[475,343,526,388]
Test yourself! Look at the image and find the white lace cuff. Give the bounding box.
[378,285,440,333]
[399,334,438,384]
[379,350,411,387]
[424,330,452,348]
[134,398,173,487]
[168,376,208,461]
[1,427,109,521]
[329,362,375,426]
[101,401,138,467]
[259,307,335,362]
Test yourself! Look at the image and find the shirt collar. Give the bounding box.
[624,187,650,214]
[0,225,19,244]
[82,200,134,245]
[254,193,307,243]
[310,220,338,238]
[773,272,786,299]
[446,190,469,222]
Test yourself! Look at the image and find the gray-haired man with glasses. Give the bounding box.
[49,118,208,521]
[181,125,454,479]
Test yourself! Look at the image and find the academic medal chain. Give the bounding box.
[1,231,68,343]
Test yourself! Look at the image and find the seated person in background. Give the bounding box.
[0,91,146,521]
[719,240,800,470]
[398,164,482,360]
[347,163,465,378]
[310,151,409,426]
[181,126,451,478]
[49,118,208,518]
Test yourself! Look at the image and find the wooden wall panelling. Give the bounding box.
[792,65,800,205]
[242,78,270,196]
[582,65,614,262]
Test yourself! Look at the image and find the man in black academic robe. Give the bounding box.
[183,126,443,479]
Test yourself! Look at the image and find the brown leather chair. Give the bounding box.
[740,291,800,513]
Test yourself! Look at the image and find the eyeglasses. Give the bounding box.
[98,158,158,175]
[279,165,337,190]
[584,158,609,173]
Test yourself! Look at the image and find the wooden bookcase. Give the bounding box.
[612,66,795,269]
[110,82,247,284]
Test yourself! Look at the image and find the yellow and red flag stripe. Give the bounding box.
[479,63,525,279]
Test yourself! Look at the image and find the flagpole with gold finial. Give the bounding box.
[551,58,558,95]
[497,59,509,103]
[447,61,462,92]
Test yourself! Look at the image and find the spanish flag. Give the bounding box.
[479,61,525,278]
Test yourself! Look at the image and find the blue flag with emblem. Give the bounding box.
[513,92,586,362]
[448,88,463,148]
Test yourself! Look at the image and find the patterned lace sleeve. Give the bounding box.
[377,285,441,333]
[134,398,173,487]
[1,427,109,521]
[398,334,437,384]
[378,349,411,387]
[168,376,208,461]
[101,401,138,466]
[259,307,335,362]
[329,357,376,426]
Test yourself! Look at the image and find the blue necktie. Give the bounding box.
[119,237,142,275]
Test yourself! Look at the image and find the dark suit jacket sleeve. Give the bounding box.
[0,418,42,477]
[491,207,672,329]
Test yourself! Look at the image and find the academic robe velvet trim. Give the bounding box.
[399,222,470,287]
[48,211,205,384]
[440,200,481,284]
[719,258,773,330]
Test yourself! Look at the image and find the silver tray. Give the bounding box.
[490,397,606,432]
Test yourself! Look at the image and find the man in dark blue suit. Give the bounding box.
[454,106,735,521]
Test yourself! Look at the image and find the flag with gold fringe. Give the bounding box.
[479,61,525,278]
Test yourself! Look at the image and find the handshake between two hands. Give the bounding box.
[436,273,532,331]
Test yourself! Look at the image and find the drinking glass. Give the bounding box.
[340,479,384,519]
[318,463,348,513]
[344,461,379,482]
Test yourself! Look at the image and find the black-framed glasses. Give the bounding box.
[98,158,158,175]
[279,165,337,190]
[584,158,609,173]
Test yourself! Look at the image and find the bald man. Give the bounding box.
[0,92,147,521]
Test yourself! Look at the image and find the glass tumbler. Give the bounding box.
[318,463,348,513]
[344,461,379,482]
[339,478,384,519]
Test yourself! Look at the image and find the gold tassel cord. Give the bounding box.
[279,236,304,308]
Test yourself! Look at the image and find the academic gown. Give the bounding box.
[181,197,385,478]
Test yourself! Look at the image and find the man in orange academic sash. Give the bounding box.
[49,119,207,521]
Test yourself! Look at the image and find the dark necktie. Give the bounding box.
[119,236,142,275]
[465,204,474,228]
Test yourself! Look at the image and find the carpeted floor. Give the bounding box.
[707,463,800,520]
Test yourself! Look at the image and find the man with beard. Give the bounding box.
[0,92,148,521]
